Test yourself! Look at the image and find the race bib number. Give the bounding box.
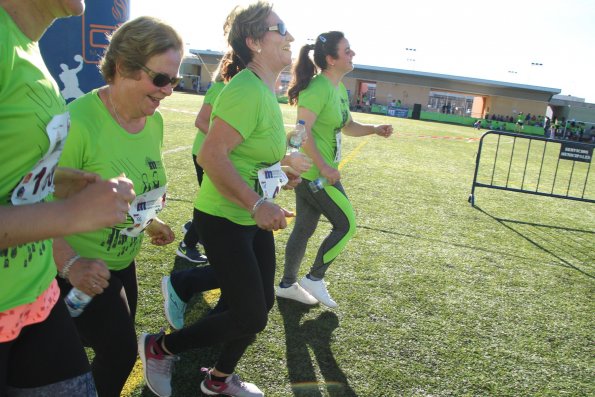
[121,185,167,237]
[12,112,70,205]
[334,130,342,163]
[257,162,288,200]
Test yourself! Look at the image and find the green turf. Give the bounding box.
[126,92,594,397]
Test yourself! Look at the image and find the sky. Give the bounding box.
[130,0,595,103]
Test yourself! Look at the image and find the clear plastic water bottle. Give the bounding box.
[64,287,92,317]
[309,177,327,193]
[288,120,306,152]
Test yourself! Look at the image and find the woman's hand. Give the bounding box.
[66,175,136,232]
[281,166,302,190]
[67,257,111,297]
[374,124,394,138]
[320,164,341,185]
[283,152,312,174]
[145,218,175,246]
[253,200,294,231]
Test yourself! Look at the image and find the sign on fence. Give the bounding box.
[388,106,409,118]
[559,142,593,163]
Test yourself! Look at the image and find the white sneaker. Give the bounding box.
[299,276,337,308]
[276,282,318,305]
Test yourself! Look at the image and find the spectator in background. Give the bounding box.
[515,112,524,132]
[544,116,552,138]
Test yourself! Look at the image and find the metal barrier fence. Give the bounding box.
[469,131,594,206]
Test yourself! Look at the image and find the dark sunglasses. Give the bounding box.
[265,22,287,36]
[139,64,182,88]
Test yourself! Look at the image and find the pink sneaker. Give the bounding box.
[200,367,264,396]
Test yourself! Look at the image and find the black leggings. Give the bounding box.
[164,211,276,374]
[0,297,92,393]
[170,264,227,314]
[57,263,138,397]
[184,155,204,248]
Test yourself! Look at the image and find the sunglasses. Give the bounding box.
[265,22,287,36]
[139,64,182,88]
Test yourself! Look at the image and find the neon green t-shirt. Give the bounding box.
[58,89,167,270]
[195,69,286,225]
[0,7,67,312]
[191,81,225,155]
[298,74,350,181]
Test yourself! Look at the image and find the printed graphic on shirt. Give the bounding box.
[0,241,49,270]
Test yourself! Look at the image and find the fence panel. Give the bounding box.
[469,131,594,206]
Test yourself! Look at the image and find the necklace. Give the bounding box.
[108,86,124,126]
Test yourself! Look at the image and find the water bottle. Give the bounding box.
[288,120,306,152]
[309,177,327,193]
[65,287,92,317]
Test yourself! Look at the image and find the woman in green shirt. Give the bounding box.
[139,2,298,396]
[0,0,134,395]
[276,31,393,308]
[54,16,181,397]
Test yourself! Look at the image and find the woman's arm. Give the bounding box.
[53,237,110,297]
[197,117,292,231]
[197,117,259,211]
[342,115,394,138]
[0,176,135,249]
[194,103,213,133]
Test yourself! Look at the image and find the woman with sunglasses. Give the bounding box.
[139,2,296,396]
[276,32,393,308]
[52,16,182,397]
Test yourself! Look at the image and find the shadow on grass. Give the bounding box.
[353,215,593,278]
[475,206,594,278]
[277,299,358,397]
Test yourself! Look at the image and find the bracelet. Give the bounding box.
[59,254,81,280]
[250,197,266,218]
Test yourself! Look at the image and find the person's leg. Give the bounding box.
[281,182,322,286]
[299,182,356,307]
[308,181,356,278]
[198,225,274,396]
[179,154,207,262]
[2,299,95,396]
[184,155,204,247]
[178,207,207,264]
[192,153,204,187]
[165,213,270,355]
[140,213,272,396]
[61,264,138,397]
[170,265,219,302]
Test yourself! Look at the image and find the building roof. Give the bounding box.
[349,64,561,102]
[184,49,563,102]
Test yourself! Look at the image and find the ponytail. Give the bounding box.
[287,44,316,105]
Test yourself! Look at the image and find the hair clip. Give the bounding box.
[319,35,326,43]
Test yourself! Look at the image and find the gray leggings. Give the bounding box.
[282,180,356,285]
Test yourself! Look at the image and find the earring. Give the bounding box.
[257,48,262,54]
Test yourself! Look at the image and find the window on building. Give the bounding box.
[427,91,474,116]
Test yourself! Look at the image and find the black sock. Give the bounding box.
[211,373,228,382]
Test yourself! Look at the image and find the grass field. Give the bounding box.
[122,92,593,397]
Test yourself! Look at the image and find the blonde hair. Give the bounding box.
[99,16,183,82]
